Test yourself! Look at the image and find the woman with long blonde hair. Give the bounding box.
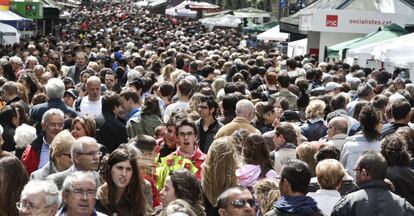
[253,178,280,215]
[201,136,238,216]
[159,64,175,83]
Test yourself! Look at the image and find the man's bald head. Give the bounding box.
[327,116,348,139]
[86,76,102,101]
[235,99,255,121]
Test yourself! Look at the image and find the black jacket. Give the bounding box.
[331,180,414,216]
[96,114,127,153]
[387,166,414,205]
[195,119,223,153]
[1,124,16,152]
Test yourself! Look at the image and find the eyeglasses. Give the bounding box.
[70,189,96,198]
[77,151,102,157]
[230,199,256,209]
[16,201,46,211]
[178,132,195,137]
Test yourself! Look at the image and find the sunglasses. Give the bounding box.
[231,199,256,209]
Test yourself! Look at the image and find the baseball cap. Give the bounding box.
[64,88,78,100]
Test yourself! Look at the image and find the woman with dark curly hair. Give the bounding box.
[158,168,205,216]
[341,105,382,179]
[395,127,414,169]
[381,134,414,205]
[18,73,39,104]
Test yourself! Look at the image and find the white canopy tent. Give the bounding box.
[0,23,20,45]
[372,32,414,68]
[257,25,289,41]
[148,0,167,7]
[165,1,219,18]
[166,8,196,17]
[200,14,241,29]
[288,38,307,57]
[345,33,414,67]
[0,10,32,32]
[165,2,196,17]
[134,0,150,7]
[0,10,32,21]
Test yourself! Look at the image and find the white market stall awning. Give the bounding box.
[288,38,307,57]
[257,25,289,41]
[0,10,32,21]
[372,32,414,68]
[187,1,219,10]
[200,14,241,29]
[166,7,196,17]
[165,1,219,18]
[0,23,20,45]
[344,34,410,67]
[135,0,167,7]
[149,0,167,7]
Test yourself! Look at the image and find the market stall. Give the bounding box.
[327,23,407,60]
[199,14,241,29]
[257,25,289,41]
[0,22,20,45]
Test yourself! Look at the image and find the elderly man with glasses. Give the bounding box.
[57,171,105,216]
[47,136,102,190]
[22,108,65,175]
[17,180,60,216]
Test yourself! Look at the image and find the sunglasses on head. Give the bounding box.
[231,199,256,209]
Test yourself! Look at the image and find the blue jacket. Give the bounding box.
[300,119,327,142]
[264,196,324,216]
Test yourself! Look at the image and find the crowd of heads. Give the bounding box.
[0,1,414,216]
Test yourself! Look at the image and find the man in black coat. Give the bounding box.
[331,152,414,216]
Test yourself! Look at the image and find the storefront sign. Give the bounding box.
[299,9,409,33]
[10,0,42,19]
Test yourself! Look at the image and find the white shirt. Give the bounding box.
[307,189,341,216]
[78,96,102,118]
[38,137,50,169]
[274,148,296,174]
[163,101,189,123]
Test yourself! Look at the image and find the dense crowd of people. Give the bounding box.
[1,2,414,216]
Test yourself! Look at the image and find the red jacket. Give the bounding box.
[21,135,43,175]
[144,175,160,208]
